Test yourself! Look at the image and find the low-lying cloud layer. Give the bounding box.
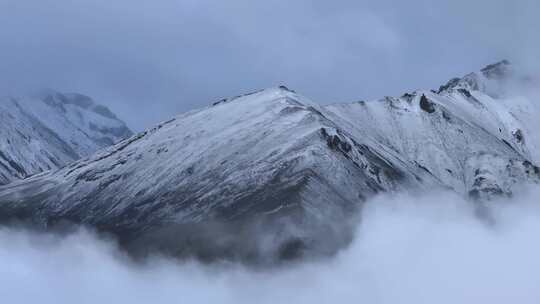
[2,188,540,304]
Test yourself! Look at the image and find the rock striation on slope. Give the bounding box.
[0,62,538,262]
[0,87,435,262]
[0,91,132,185]
[325,60,540,200]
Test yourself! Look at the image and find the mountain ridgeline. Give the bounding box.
[0,61,539,263]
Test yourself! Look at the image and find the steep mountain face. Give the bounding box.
[0,91,132,185]
[0,87,435,261]
[0,62,538,262]
[325,61,540,200]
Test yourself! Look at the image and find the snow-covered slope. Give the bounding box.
[325,61,540,200]
[0,62,538,262]
[0,87,435,261]
[436,60,540,163]
[0,91,132,185]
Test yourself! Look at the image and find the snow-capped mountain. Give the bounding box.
[0,61,538,262]
[0,87,437,261]
[325,60,540,200]
[0,91,132,185]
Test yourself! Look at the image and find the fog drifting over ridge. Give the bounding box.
[2,188,540,304]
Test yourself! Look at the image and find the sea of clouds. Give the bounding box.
[2,187,540,304]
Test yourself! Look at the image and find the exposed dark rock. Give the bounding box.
[416,163,432,175]
[458,88,472,98]
[502,139,515,151]
[437,77,461,93]
[279,85,296,93]
[419,95,436,113]
[321,129,352,153]
[401,93,415,103]
[513,129,524,144]
[442,110,452,122]
[212,98,228,106]
[356,100,366,106]
[0,151,26,176]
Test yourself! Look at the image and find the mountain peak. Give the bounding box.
[277,85,296,93]
[43,91,124,121]
[437,60,513,94]
[211,86,298,107]
[480,59,511,79]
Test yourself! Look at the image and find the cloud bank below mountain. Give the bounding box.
[2,188,540,304]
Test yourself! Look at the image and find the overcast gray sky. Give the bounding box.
[1,0,538,130]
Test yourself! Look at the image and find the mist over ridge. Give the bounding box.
[2,187,540,304]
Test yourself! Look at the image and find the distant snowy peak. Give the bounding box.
[211,86,297,107]
[39,91,132,145]
[481,59,512,79]
[0,91,132,185]
[437,60,513,97]
[43,92,119,119]
[434,61,540,163]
